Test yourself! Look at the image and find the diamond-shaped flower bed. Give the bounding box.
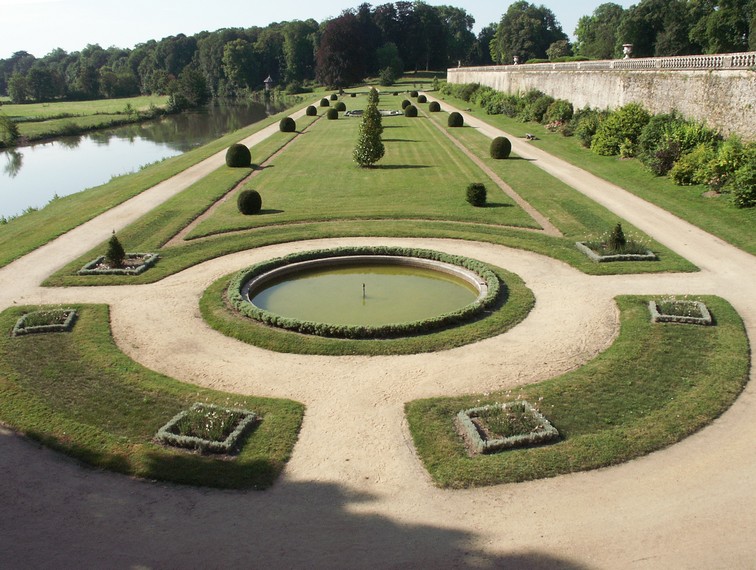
[649,299,713,325]
[12,308,77,336]
[456,400,559,456]
[156,403,258,454]
[78,253,159,276]
[576,242,657,263]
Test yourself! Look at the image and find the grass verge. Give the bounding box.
[200,264,534,355]
[405,295,749,488]
[0,304,304,489]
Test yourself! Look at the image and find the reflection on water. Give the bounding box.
[0,100,284,218]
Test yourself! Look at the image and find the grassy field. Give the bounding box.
[0,304,304,489]
[2,95,168,120]
[435,91,756,255]
[406,295,750,488]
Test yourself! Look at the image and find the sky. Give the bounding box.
[1,0,638,60]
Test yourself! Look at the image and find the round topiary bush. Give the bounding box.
[335,101,347,112]
[448,112,464,128]
[327,108,339,120]
[279,117,296,133]
[330,93,338,101]
[351,93,356,98]
[401,99,411,109]
[320,98,330,107]
[466,183,487,207]
[429,101,441,112]
[404,105,418,117]
[225,144,251,167]
[410,90,418,98]
[490,136,512,159]
[306,105,317,116]
[237,189,262,215]
[417,94,427,104]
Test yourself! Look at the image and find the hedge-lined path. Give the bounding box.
[0,98,755,567]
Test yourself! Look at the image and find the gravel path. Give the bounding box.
[0,100,754,569]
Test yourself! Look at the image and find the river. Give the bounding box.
[0,100,285,219]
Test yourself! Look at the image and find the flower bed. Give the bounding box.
[456,401,559,455]
[156,402,258,454]
[78,253,159,275]
[576,241,657,262]
[12,308,77,336]
[649,299,713,325]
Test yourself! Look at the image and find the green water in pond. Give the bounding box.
[250,265,479,326]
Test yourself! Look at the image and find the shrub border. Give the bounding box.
[649,300,713,325]
[455,401,560,455]
[227,246,501,339]
[11,308,77,336]
[575,242,657,262]
[78,253,159,275]
[155,402,259,454]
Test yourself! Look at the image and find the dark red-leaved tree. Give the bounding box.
[315,12,367,88]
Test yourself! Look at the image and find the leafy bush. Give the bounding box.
[319,98,330,107]
[417,94,427,103]
[237,189,262,215]
[379,66,397,86]
[731,161,756,208]
[401,99,412,109]
[105,232,125,268]
[519,95,554,123]
[429,101,441,112]
[591,103,650,156]
[573,108,604,148]
[225,143,251,167]
[638,112,685,165]
[327,108,339,120]
[306,105,317,116]
[458,83,480,101]
[330,93,338,101]
[448,112,463,127]
[335,101,347,112]
[704,136,748,191]
[466,183,487,206]
[404,105,418,117]
[490,136,512,159]
[410,90,418,97]
[351,93,356,97]
[487,93,521,117]
[279,117,296,133]
[647,139,683,176]
[544,99,574,124]
[670,144,716,186]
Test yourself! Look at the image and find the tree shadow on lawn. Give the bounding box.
[372,164,430,170]
[483,202,514,209]
[0,428,590,569]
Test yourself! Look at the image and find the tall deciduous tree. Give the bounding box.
[315,12,366,88]
[491,1,568,64]
[574,3,625,59]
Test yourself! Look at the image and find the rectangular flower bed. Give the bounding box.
[649,299,713,325]
[12,308,77,336]
[576,242,657,263]
[156,403,259,454]
[456,400,559,455]
[78,253,159,275]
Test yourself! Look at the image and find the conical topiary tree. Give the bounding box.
[105,231,125,268]
[608,223,627,251]
[353,100,385,167]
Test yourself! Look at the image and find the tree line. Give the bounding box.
[2,0,754,104]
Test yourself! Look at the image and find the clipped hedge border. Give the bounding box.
[227,246,501,340]
[575,242,657,263]
[456,401,560,455]
[12,308,77,336]
[78,253,159,275]
[649,300,713,325]
[156,402,259,454]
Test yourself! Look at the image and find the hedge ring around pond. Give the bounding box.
[227,246,502,340]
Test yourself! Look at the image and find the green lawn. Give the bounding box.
[0,304,304,489]
[2,95,168,120]
[406,295,749,488]
[435,92,756,254]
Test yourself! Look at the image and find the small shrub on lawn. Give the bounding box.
[466,182,487,207]
[320,98,330,107]
[225,143,251,167]
[410,90,418,98]
[731,161,756,208]
[279,117,296,133]
[404,105,418,117]
[237,189,262,215]
[490,136,512,159]
[448,112,463,127]
[327,108,339,120]
[105,232,125,268]
[591,103,651,156]
[330,93,338,101]
[335,101,346,112]
[417,94,427,103]
[401,99,411,109]
[429,101,441,112]
[306,105,317,116]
